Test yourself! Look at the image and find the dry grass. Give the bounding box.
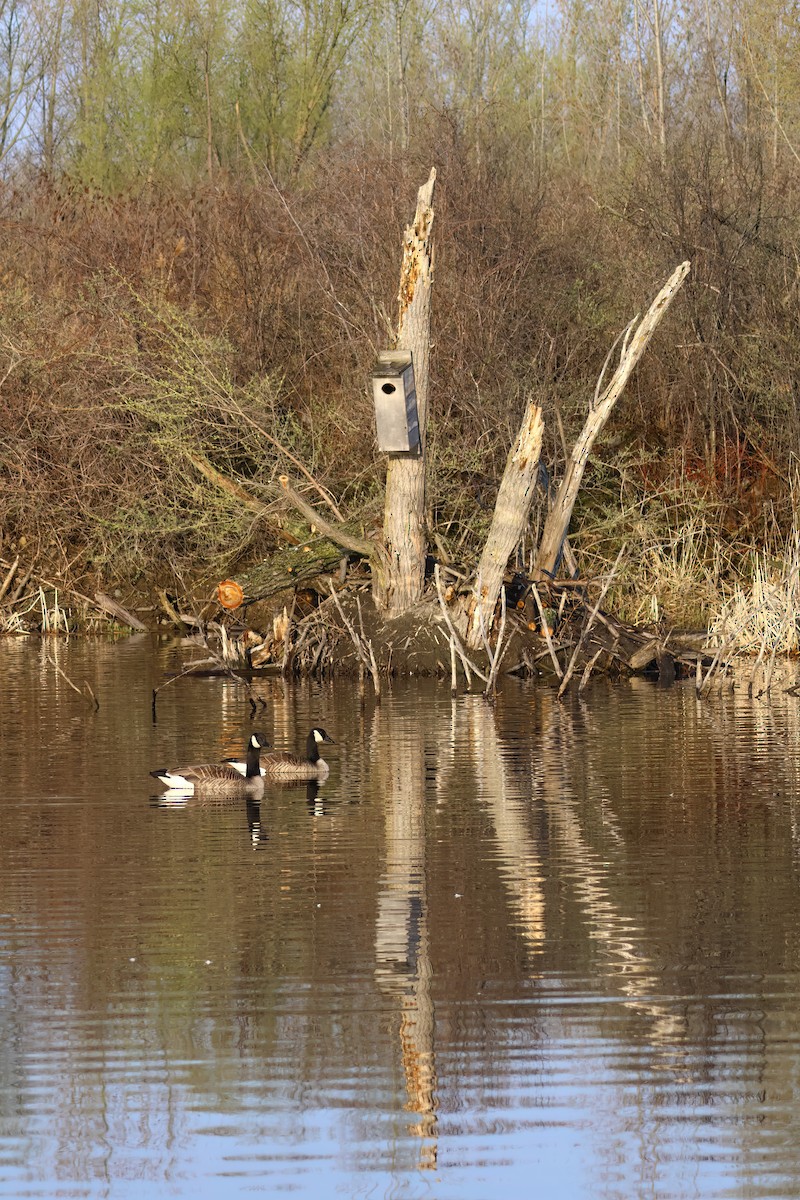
[627,514,731,631]
[707,540,800,656]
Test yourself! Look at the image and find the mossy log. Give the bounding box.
[237,540,346,601]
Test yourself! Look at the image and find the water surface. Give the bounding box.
[2,636,800,1198]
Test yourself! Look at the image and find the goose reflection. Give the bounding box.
[245,794,267,849]
[149,787,270,851]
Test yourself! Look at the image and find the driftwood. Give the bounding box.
[535,260,691,580]
[95,592,148,631]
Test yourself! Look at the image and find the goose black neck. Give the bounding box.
[245,741,262,777]
[305,731,320,763]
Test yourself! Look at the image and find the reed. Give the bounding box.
[39,588,71,635]
[706,535,800,660]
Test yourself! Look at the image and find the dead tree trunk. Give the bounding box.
[534,260,690,581]
[465,400,544,650]
[372,169,436,617]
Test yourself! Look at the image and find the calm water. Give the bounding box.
[3,636,800,1198]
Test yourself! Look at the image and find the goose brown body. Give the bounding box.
[227,728,334,781]
[150,732,269,795]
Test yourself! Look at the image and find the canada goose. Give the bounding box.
[150,732,269,795]
[227,727,335,781]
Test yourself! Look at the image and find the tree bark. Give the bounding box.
[465,400,544,650]
[373,168,436,617]
[534,260,690,582]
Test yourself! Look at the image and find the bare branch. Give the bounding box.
[279,474,381,562]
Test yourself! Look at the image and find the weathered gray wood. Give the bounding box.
[95,592,148,631]
[465,400,544,650]
[373,169,436,617]
[535,260,690,580]
[628,639,662,670]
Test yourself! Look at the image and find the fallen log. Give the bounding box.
[95,592,148,631]
[237,540,347,601]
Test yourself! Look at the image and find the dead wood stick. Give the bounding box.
[151,646,266,721]
[469,574,510,697]
[156,589,191,628]
[279,474,381,562]
[95,592,148,631]
[0,556,19,602]
[433,564,488,685]
[466,399,544,649]
[44,652,99,710]
[0,556,18,604]
[152,659,215,721]
[328,582,380,694]
[530,582,563,678]
[187,452,274,514]
[484,586,509,698]
[188,454,309,544]
[699,612,752,694]
[10,563,37,604]
[748,642,766,698]
[558,546,626,698]
[356,593,381,696]
[579,649,604,694]
[763,557,800,694]
[280,593,297,678]
[436,627,472,689]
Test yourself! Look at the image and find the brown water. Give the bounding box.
[2,636,800,1198]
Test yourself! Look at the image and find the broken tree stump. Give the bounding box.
[465,399,544,650]
[373,168,436,618]
[535,260,690,581]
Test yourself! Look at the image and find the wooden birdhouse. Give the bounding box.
[371,350,420,453]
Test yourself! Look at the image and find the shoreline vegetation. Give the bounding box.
[2,0,800,694]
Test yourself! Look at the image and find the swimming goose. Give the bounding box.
[227,727,335,781]
[150,732,269,795]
